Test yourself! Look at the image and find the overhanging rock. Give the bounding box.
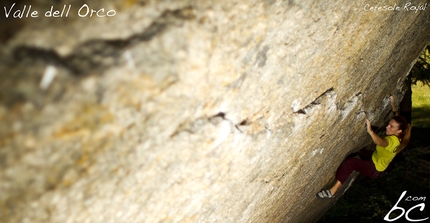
[0,0,429,222]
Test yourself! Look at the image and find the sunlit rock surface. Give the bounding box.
[0,0,429,222]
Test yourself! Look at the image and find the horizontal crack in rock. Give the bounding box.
[292,87,335,115]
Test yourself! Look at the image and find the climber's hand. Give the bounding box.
[365,119,373,134]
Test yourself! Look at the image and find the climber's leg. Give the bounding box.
[329,180,342,196]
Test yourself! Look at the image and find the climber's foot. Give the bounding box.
[316,189,333,199]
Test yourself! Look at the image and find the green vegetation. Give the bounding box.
[412,83,430,128]
[410,43,430,86]
[410,84,430,149]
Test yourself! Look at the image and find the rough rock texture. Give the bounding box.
[0,0,429,222]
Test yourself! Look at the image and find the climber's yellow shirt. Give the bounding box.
[372,135,400,172]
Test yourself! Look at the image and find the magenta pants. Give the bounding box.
[335,149,381,184]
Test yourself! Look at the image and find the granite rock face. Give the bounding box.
[0,0,429,222]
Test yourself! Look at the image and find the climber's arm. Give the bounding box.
[366,119,388,147]
[390,96,399,116]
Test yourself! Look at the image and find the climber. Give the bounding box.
[316,96,411,199]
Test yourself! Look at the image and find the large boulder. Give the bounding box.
[0,0,429,222]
